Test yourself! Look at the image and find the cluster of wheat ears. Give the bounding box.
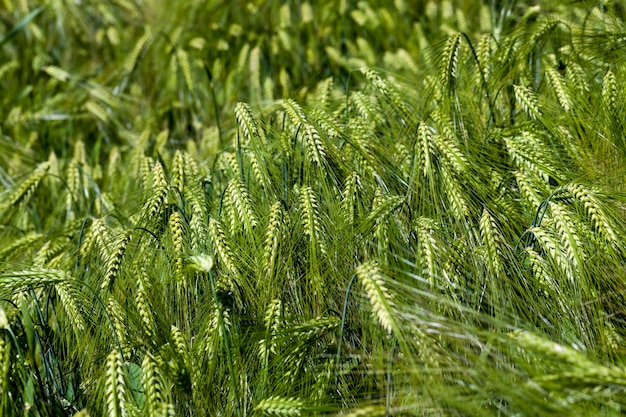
[1,0,626,416]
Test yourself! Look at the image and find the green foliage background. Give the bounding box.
[1,0,626,415]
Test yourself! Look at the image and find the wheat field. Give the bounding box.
[1,1,626,416]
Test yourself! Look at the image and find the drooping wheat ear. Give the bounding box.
[102,231,131,291]
[512,331,626,385]
[566,61,588,96]
[66,140,88,217]
[282,98,327,166]
[208,218,238,277]
[168,211,185,281]
[479,209,507,279]
[259,298,282,362]
[414,217,439,286]
[525,246,557,295]
[235,102,261,143]
[529,226,573,283]
[440,164,469,219]
[107,295,130,360]
[341,172,362,225]
[548,201,584,273]
[417,123,434,176]
[104,349,128,417]
[351,91,382,125]
[141,352,169,417]
[513,85,541,119]
[314,77,334,110]
[310,108,341,140]
[255,396,304,416]
[356,261,394,334]
[55,281,86,333]
[602,69,619,114]
[186,180,208,251]
[0,268,67,295]
[566,183,618,245]
[170,325,191,370]
[504,131,554,183]
[143,161,169,222]
[475,33,493,85]
[166,53,178,93]
[546,67,572,111]
[431,130,468,175]
[136,268,156,338]
[514,170,544,209]
[360,66,409,117]
[263,202,283,278]
[4,160,50,207]
[225,179,258,236]
[439,33,462,92]
[171,150,185,193]
[123,27,153,73]
[0,232,41,261]
[300,185,327,255]
[248,150,271,192]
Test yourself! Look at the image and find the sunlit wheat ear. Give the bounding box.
[143,161,169,222]
[356,261,394,334]
[66,140,87,218]
[168,211,185,281]
[440,164,469,219]
[55,281,86,333]
[108,295,130,359]
[546,67,571,111]
[479,209,506,278]
[262,202,283,278]
[514,170,544,209]
[282,98,326,166]
[102,231,131,291]
[208,218,238,277]
[259,299,282,362]
[524,246,559,296]
[186,180,208,251]
[104,349,128,417]
[439,33,462,92]
[512,331,626,385]
[602,69,619,115]
[414,217,439,286]
[300,185,327,255]
[529,226,573,283]
[225,179,258,235]
[548,201,584,272]
[171,150,186,193]
[255,396,304,416]
[417,123,434,176]
[235,102,261,143]
[170,325,191,370]
[566,61,588,96]
[341,172,362,225]
[136,269,156,338]
[566,183,618,245]
[4,160,49,208]
[513,85,541,119]
[360,66,409,118]
[0,268,67,295]
[141,352,169,417]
